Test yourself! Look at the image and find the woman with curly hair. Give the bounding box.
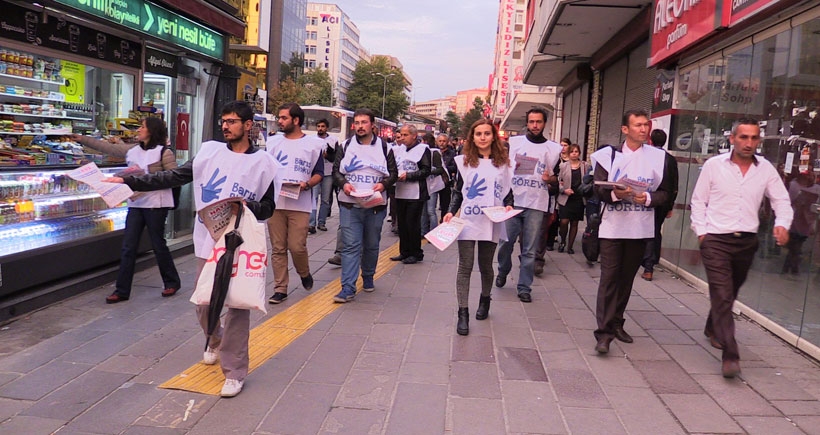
[443,119,513,335]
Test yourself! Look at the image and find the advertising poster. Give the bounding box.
[60,61,86,104]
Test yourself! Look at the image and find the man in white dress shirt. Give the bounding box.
[690,118,792,378]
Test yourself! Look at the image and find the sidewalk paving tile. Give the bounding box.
[646,328,697,345]
[603,386,686,435]
[562,406,627,435]
[497,347,547,381]
[320,407,386,434]
[352,351,403,373]
[58,329,149,365]
[533,331,576,352]
[619,336,672,361]
[791,415,820,435]
[398,361,449,384]
[0,360,91,400]
[335,369,398,410]
[405,334,450,364]
[0,328,106,374]
[21,369,132,421]
[65,382,168,434]
[449,361,501,399]
[771,399,820,415]
[735,416,806,435]
[547,368,610,408]
[257,382,340,435]
[500,380,565,434]
[694,373,782,416]
[492,324,537,348]
[451,335,495,362]
[362,324,412,354]
[586,356,650,388]
[633,360,703,394]
[450,397,505,435]
[377,296,421,325]
[132,392,217,431]
[0,415,65,434]
[663,344,723,374]
[385,382,447,435]
[738,367,817,401]
[296,334,366,385]
[660,393,743,433]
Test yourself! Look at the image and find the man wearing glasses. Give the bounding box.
[105,101,279,397]
[690,118,792,378]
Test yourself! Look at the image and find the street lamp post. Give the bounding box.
[373,72,395,119]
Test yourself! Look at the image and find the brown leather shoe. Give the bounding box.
[708,335,723,350]
[161,288,179,297]
[595,337,613,354]
[106,293,129,304]
[722,360,741,378]
[614,326,634,343]
[641,271,653,281]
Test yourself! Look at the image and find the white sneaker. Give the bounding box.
[220,379,244,397]
[203,347,218,365]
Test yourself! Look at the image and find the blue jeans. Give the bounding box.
[116,207,180,297]
[339,206,387,293]
[309,183,321,227]
[317,175,335,227]
[496,208,545,294]
[421,190,439,235]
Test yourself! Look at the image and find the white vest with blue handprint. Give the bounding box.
[265,134,324,212]
[508,135,563,212]
[394,143,427,200]
[455,156,513,242]
[338,136,389,207]
[191,141,278,258]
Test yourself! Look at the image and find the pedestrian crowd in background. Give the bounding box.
[95,100,795,396]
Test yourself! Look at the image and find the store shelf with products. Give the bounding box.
[0,48,96,167]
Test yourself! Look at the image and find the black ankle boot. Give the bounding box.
[475,296,491,320]
[457,307,469,335]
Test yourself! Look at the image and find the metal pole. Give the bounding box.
[381,75,388,118]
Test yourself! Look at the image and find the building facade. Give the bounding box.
[455,88,489,118]
[411,96,457,119]
[305,3,364,107]
[490,0,554,136]
[523,0,820,359]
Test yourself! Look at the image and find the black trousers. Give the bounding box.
[642,207,669,272]
[438,185,451,223]
[396,199,425,259]
[700,233,758,362]
[594,238,647,341]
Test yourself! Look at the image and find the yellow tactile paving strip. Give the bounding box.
[159,241,402,395]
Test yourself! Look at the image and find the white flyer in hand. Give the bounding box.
[424,217,466,251]
[514,154,539,175]
[349,188,386,208]
[67,162,133,208]
[481,206,523,223]
[279,182,302,199]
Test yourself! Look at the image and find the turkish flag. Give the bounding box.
[176,113,190,150]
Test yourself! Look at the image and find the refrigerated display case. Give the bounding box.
[143,74,170,116]
[0,167,149,297]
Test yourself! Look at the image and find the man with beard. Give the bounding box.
[495,108,563,303]
[314,119,339,232]
[389,124,431,264]
[265,103,325,304]
[105,100,279,398]
[331,108,398,302]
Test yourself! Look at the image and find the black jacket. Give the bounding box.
[123,143,276,221]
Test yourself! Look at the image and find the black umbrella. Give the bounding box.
[205,205,245,351]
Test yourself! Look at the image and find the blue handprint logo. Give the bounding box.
[344,154,364,173]
[200,168,227,202]
[275,150,288,167]
[466,173,487,199]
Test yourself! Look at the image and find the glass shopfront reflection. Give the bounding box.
[665,14,820,348]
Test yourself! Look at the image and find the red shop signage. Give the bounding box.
[723,0,780,27]
[176,113,190,151]
[649,0,723,67]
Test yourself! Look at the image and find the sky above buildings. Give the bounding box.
[331,0,498,103]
